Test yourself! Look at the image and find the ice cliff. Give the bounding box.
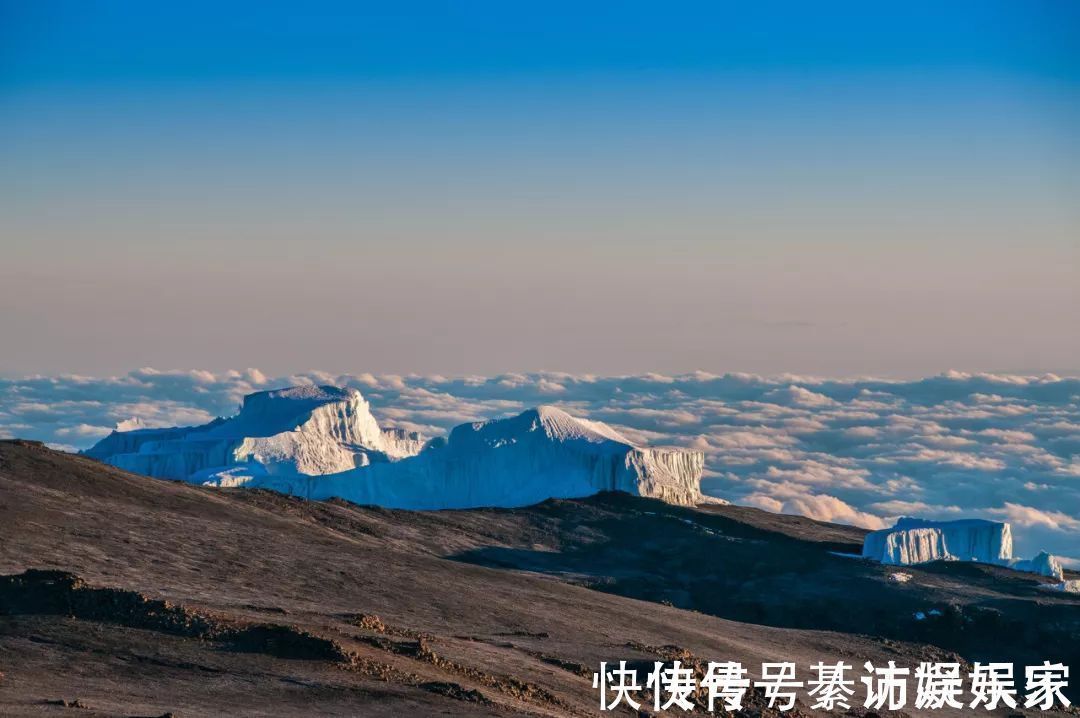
[86,388,705,509]
[862,517,1064,579]
[1045,580,1080,594]
[85,386,424,480]
[1010,551,1065,581]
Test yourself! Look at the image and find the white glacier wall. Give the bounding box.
[1009,551,1065,581]
[862,517,1013,565]
[862,516,1064,580]
[380,427,427,458]
[1045,580,1080,594]
[86,393,706,510]
[200,406,706,509]
[191,385,389,449]
[626,447,705,507]
[83,420,224,463]
[85,385,421,481]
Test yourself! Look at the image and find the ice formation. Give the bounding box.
[862,518,1013,565]
[1043,580,1080,594]
[86,387,705,509]
[1009,551,1065,581]
[863,517,1064,579]
[85,386,422,480]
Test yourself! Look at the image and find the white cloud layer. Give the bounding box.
[2,368,1078,561]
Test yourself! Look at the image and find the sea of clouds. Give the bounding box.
[2,368,1078,563]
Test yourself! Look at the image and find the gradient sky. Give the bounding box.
[2,1,1078,377]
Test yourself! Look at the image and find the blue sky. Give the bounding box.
[1,1,1077,376]
[4,2,1079,84]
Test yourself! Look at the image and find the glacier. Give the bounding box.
[85,385,424,480]
[1044,580,1080,594]
[1009,551,1065,581]
[862,517,1064,580]
[85,386,706,509]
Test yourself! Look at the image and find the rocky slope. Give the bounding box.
[2,440,1078,716]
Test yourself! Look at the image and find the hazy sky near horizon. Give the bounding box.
[2,1,1078,377]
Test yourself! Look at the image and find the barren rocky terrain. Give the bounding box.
[1,439,1077,716]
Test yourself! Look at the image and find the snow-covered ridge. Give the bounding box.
[863,517,1064,579]
[85,388,706,509]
